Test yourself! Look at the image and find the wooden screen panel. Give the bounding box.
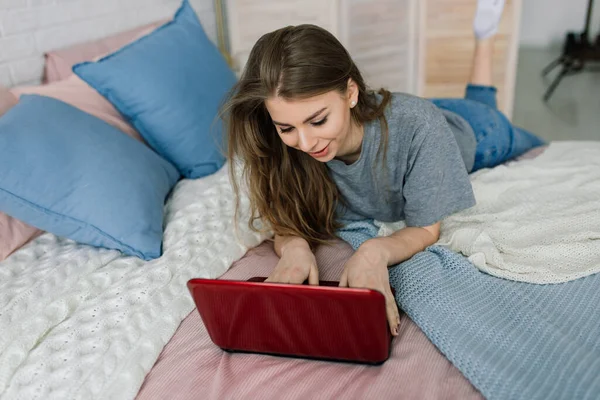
[343,0,417,93]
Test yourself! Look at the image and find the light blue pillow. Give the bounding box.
[0,94,180,260]
[73,0,236,179]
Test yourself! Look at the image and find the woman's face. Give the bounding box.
[264,81,359,162]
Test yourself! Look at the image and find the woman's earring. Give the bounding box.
[350,100,356,108]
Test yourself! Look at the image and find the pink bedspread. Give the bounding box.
[136,241,482,400]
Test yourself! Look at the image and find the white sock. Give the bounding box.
[473,0,506,39]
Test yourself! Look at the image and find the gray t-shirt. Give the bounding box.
[326,92,476,226]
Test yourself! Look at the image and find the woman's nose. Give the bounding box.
[297,130,317,153]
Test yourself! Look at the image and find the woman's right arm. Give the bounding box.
[266,235,319,285]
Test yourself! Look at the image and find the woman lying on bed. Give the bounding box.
[223,0,544,336]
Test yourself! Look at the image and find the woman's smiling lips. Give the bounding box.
[309,144,330,158]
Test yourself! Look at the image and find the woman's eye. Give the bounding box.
[312,117,328,127]
[280,127,294,134]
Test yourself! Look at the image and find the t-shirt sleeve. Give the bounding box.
[402,106,476,227]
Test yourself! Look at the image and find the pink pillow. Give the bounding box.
[11,75,144,143]
[0,86,43,261]
[44,20,167,83]
[514,145,548,161]
[0,216,43,261]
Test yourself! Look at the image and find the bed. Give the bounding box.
[2,2,600,400]
[3,140,599,400]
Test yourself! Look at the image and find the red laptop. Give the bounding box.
[187,277,394,365]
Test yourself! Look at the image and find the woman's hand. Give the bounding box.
[266,239,319,285]
[339,239,400,336]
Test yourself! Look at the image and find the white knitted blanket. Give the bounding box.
[437,141,600,284]
[0,165,270,400]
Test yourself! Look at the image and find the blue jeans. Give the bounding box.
[431,84,546,172]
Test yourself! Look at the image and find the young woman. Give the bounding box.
[224,0,544,336]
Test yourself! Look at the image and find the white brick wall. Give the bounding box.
[0,0,216,87]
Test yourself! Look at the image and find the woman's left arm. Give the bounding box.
[358,222,441,267]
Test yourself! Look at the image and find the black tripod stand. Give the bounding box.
[541,0,600,101]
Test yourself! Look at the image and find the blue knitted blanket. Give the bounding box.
[338,220,600,400]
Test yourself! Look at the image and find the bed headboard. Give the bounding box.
[0,0,217,88]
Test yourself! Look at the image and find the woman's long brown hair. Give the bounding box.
[222,24,391,249]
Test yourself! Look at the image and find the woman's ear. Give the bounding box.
[347,78,359,107]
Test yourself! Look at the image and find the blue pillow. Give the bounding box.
[0,95,180,260]
[73,0,236,179]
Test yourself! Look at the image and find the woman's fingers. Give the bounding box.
[384,284,400,336]
[386,293,400,336]
[338,269,349,287]
[266,264,315,285]
[308,264,319,285]
[268,248,317,284]
[264,272,278,283]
